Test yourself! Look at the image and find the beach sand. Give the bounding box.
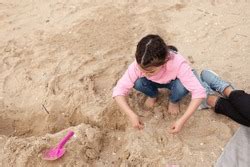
[0,0,249,166]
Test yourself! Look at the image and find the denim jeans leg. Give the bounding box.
[193,70,215,95]
[168,79,189,103]
[200,69,232,94]
[134,77,159,98]
[192,69,216,109]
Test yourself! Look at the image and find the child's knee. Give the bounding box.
[134,77,148,90]
[200,69,210,81]
[170,82,189,102]
[172,90,188,102]
[134,77,158,97]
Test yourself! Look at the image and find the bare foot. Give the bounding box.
[144,97,156,108]
[207,95,219,107]
[168,102,180,115]
[223,86,234,97]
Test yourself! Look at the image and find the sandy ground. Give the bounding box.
[0,0,249,166]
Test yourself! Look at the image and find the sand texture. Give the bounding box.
[0,0,249,166]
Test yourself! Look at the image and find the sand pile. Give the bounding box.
[0,0,249,166]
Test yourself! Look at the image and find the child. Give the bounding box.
[200,70,250,127]
[112,34,206,133]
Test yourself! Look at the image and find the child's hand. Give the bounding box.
[129,114,144,130]
[169,119,185,134]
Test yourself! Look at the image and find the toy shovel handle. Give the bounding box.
[57,131,74,149]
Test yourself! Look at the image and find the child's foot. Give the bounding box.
[200,70,233,95]
[144,97,156,108]
[168,102,180,115]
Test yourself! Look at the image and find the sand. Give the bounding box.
[0,0,249,166]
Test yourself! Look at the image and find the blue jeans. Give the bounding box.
[134,77,189,103]
[200,69,232,94]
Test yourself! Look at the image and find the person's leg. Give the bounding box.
[134,77,159,108]
[167,79,189,102]
[192,69,216,109]
[200,69,233,95]
[227,90,250,120]
[201,69,250,120]
[223,86,234,97]
[206,95,219,108]
[212,96,250,127]
[166,79,189,114]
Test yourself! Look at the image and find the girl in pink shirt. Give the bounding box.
[113,34,206,133]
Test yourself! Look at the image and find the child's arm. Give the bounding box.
[113,61,143,130]
[114,95,144,130]
[169,98,203,133]
[171,56,206,133]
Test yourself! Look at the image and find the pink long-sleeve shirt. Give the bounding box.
[112,52,206,99]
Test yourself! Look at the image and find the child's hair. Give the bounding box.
[135,34,177,69]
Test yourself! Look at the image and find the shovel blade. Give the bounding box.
[42,148,65,161]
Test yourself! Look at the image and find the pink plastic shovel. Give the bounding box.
[42,130,74,160]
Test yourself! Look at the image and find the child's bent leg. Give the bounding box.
[214,97,250,127]
[168,79,189,102]
[134,77,158,107]
[192,69,215,109]
[134,77,159,97]
[200,70,233,95]
[167,79,189,114]
[228,90,250,120]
